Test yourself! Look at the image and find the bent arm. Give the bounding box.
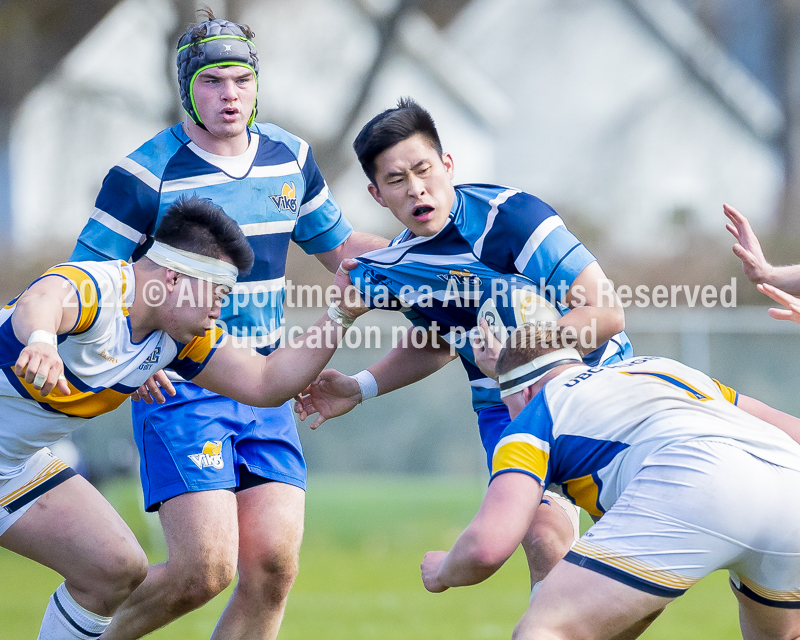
[11,276,80,343]
[315,232,389,273]
[192,312,349,407]
[562,262,625,353]
[425,473,542,590]
[737,394,800,446]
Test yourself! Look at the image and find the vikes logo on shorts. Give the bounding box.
[188,441,224,470]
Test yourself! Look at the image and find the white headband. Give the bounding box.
[498,348,583,398]
[145,241,238,289]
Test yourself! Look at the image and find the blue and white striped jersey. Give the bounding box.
[70,122,352,353]
[350,184,632,411]
[490,356,800,517]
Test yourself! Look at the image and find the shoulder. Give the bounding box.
[105,125,186,189]
[252,122,311,167]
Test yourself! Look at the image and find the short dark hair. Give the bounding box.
[154,195,254,274]
[353,97,443,184]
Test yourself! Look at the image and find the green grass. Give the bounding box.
[1,475,741,639]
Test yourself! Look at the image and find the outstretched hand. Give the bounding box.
[758,283,800,326]
[724,204,773,285]
[472,319,503,380]
[294,368,362,430]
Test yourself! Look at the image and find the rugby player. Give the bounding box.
[69,9,386,640]
[420,323,800,640]
[295,98,631,590]
[1,196,364,640]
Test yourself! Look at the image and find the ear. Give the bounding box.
[164,269,179,294]
[367,183,387,208]
[441,152,455,180]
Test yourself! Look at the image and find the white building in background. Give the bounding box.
[11,0,782,258]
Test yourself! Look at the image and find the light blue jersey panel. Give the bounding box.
[71,122,352,354]
[351,184,632,411]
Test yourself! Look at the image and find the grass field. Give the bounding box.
[1,475,742,639]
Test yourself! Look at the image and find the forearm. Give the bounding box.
[367,330,456,396]
[758,265,800,296]
[316,232,389,272]
[436,529,506,588]
[558,305,625,354]
[737,394,800,445]
[262,315,349,402]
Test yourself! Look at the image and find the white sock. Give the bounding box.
[37,582,112,639]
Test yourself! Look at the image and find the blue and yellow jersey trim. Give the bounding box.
[734,575,800,608]
[712,378,739,405]
[561,474,603,517]
[3,368,130,418]
[38,265,102,334]
[491,433,550,484]
[620,371,712,401]
[170,325,225,380]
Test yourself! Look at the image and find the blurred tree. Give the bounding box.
[0,0,120,241]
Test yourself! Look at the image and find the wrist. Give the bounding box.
[27,330,58,348]
[327,303,356,328]
[351,369,378,403]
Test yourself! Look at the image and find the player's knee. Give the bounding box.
[524,510,574,559]
[83,544,148,607]
[240,547,300,603]
[164,556,237,613]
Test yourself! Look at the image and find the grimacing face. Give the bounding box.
[191,65,256,140]
[367,133,456,237]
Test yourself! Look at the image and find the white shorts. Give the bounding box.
[566,438,800,608]
[0,448,75,536]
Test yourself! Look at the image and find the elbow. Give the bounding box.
[462,532,514,576]
[609,305,625,336]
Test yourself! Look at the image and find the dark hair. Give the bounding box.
[353,97,443,184]
[154,195,254,274]
[187,6,255,42]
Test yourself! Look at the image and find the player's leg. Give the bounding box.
[210,479,305,640]
[100,489,239,640]
[0,452,148,639]
[210,402,308,640]
[521,493,577,591]
[514,559,673,640]
[732,582,800,640]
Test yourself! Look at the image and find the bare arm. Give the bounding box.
[294,328,457,429]
[724,204,800,295]
[421,473,542,592]
[562,261,625,353]
[315,232,389,273]
[737,394,800,446]
[192,266,366,406]
[11,276,79,397]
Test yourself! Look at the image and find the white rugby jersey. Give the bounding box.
[0,260,223,474]
[492,356,800,517]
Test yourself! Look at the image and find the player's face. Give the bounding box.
[191,66,256,140]
[368,133,456,237]
[168,277,229,343]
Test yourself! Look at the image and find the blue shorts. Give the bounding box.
[133,383,306,511]
[477,404,512,471]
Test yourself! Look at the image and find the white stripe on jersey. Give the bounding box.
[473,188,520,257]
[297,139,309,169]
[232,277,286,295]
[299,185,330,218]
[117,157,161,192]
[470,378,500,389]
[161,163,299,192]
[239,220,297,236]
[514,216,566,273]
[90,208,146,245]
[496,432,551,456]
